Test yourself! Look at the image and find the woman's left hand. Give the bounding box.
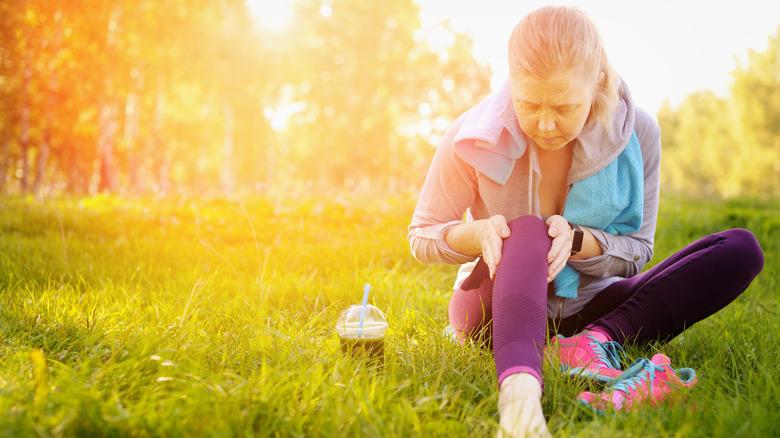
[545,215,573,283]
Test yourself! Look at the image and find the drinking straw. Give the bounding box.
[358,283,370,337]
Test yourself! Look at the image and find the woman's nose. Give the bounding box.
[538,114,556,133]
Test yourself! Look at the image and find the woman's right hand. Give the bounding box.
[481,215,511,280]
[444,214,511,280]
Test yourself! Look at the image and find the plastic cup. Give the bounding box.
[334,304,387,363]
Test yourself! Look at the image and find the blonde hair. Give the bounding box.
[508,6,618,132]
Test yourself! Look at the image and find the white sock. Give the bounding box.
[496,373,551,438]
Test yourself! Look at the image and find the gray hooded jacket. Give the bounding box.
[408,79,662,319]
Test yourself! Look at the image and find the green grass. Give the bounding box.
[0,193,777,437]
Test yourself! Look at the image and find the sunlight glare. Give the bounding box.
[320,2,332,19]
[246,0,294,30]
[264,102,307,131]
[415,23,455,64]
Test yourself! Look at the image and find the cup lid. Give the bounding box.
[334,304,388,336]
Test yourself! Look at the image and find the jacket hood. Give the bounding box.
[453,77,637,184]
[567,77,637,182]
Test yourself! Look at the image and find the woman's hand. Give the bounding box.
[481,215,511,280]
[443,215,511,280]
[545,215,573,283]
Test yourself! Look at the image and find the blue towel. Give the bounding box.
[553,131,644,299]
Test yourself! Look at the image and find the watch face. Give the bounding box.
[571,226,584,254]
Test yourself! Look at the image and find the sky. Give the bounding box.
[416,0,780,117]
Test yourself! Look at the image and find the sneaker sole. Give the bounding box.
[560,364,620,385]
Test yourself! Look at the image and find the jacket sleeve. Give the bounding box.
[567,108,661,279]
[407,116,481,265]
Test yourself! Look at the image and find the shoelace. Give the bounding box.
[609,358,665,394]
[587,335,627,369]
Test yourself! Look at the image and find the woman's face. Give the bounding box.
[510,71,598,152]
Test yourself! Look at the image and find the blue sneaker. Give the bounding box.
[577,353,698,412]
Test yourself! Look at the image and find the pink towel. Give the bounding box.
[452,79,527,185]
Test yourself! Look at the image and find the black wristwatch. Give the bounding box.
[569,222,584,256]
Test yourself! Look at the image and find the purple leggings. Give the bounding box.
[448,215,764,388]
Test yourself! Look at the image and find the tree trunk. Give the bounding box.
[151,79,170,194]
[20,107,30,193]
[0,129,9,194]
[220,99,235,194]
[197,99,213,195]
[32,18,64,196]
[96,6,122,194]
[97,101,119,193]
[125,68,144,193]
[19,62,32,193]
[32,118,50,194]
[33,77,56,195]
[66,143,80,194]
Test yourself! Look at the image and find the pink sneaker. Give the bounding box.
[576,353,697,413]
[550,331,626,384]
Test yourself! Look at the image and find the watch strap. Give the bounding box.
[569,222,584,256]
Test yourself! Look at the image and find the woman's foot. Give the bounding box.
[497,373,552,438]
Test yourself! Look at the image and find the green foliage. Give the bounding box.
[658,25,780,198]
[0,1,491,196]
[0,194,777,436]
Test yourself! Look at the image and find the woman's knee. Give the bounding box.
[495,215,550,294]
[503,216,549,252]
[720,228,764,278]
[507,215,547,234]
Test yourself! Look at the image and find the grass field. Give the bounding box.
[0,193,777,437]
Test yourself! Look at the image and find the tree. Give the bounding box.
[657,24,780,198]
[730,26,780,195]
[660,91,739,197]
[0,0,491,196]
[278,0,491,192]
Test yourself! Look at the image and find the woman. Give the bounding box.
[407,6,764,437]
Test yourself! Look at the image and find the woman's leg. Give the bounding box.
[448,215,551,385]
[448,257,494,347]
[586,228,764,344]
[492,215,551,387]
[449,215,553,438]
[493,216,552,438]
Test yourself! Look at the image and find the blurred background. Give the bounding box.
[1,0,778,199]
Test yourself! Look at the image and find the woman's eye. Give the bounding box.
[518,102,540,112]
[557,105,577,114]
